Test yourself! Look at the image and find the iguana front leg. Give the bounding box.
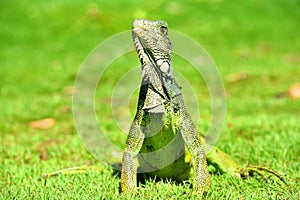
[120,110,144,193]
[179,97,210,195]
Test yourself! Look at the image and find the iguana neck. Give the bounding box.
[132,19,181,103]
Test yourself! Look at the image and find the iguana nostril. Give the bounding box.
[133,19,144,28]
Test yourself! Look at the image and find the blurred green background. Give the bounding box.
[1,0,299,199]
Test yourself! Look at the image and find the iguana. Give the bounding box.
[42,19,284,196]
[120,19,285,195]
[120,19,211,194]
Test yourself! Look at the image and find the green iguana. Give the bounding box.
[120,19,211,194]
[43,19,284,196]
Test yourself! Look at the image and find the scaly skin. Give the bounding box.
[42,19,285,195]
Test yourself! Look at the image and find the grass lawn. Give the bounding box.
[1,0,299,199]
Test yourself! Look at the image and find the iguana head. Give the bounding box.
[132,19,173,79]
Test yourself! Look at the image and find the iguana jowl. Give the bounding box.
[121,19,210,195]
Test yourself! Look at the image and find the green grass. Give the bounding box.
[1,0,300,199]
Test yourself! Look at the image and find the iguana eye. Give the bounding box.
[160,26,168,35]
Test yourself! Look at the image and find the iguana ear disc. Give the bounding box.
[160,62,170,73]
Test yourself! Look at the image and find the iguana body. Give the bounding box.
[120,19,210,194]
[120,19,284,195]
